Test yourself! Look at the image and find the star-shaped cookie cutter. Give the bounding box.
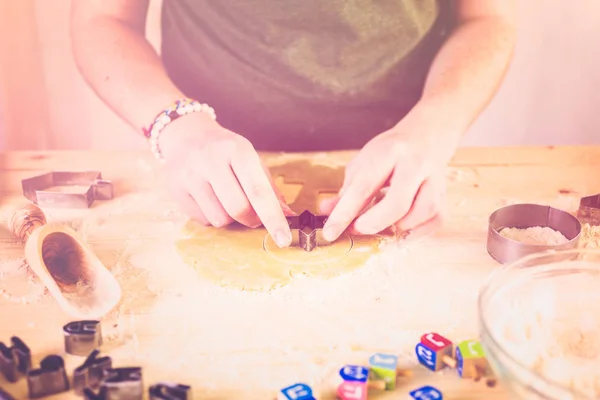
[286,210,330,252]
[21,171,113,209]
[577,193,600,226]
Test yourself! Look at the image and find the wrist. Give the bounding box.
[158,111,220,161]
[143,98,218,162]
[392,101,463,163]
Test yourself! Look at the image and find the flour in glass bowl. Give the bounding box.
[499,226,569,246]
[489,264,600,397]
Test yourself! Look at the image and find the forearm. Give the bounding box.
[71,17,184,133]
[412,16,516,138]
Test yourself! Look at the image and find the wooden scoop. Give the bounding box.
[9,203,121,319]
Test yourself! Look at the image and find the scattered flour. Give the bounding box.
[1,189,490,399]
[499,226,569,246]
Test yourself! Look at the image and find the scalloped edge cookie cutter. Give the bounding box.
[21,171,113,208]
[286,210,330,252]
[577,193,600,226]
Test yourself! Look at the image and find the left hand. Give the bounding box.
[321,114,460,241]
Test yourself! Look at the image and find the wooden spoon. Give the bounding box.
[9,203,121,319]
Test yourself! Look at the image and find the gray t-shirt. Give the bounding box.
[161,0,451,151]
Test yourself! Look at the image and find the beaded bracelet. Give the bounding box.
[142,98,217,161]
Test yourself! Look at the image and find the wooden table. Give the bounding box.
[0,146,598,400]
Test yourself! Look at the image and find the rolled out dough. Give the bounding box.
[175,161,383,291]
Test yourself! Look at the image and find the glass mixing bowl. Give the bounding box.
[479,249,600,399]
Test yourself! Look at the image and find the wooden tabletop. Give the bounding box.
[0,146,598,400]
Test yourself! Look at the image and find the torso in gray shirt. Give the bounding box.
[161,0,452,151]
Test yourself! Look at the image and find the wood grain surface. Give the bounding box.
[0,146,599,400]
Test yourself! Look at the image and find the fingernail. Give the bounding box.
[275,230,292,248]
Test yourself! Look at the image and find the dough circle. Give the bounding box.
[175,221,381,291]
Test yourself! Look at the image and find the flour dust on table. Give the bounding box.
[122,158,489,398]
[124,228,486,399]
[0,155,498,399]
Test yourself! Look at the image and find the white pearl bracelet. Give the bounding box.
[143,98,217,161]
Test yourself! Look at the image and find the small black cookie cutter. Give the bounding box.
[73,349,113,396]
[83,367,143,400]
[286,210,329,252]
[0,336,32,383]
[63,320,103,357]
[0,388,16,400]
[27,355,70,399]
[149,383,192,400]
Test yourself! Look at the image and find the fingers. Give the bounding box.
[169,183,210,225]
[231,145,292,247]
[395,177,444,231]
[188,182,234,228]
[353,172,421,235]
[209,165,261,228]
[323,162,393,241]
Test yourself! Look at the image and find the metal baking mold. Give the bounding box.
[149,383,192,400]
[286,210,330,251]
[577,193,600,226]
[26,355,70,399]
[64,320,103,356]
[83,367,143,400]
[0,336,31,383]
[22,171,113,208]
[73,349,113,396]
[486,203,581,264]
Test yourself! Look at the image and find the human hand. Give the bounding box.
[321,113,459,242]
[159,112,293,248]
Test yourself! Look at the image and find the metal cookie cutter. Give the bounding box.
[149,383,192,400]
[22,171,113,208]
[286,210,329,252]
[26,355,70,399]
[64,320,103,356]
[577,193,600,226]
[0,336,32,383]
[486,204,581,264]
[73,350,113,396]
[84,367,143,400]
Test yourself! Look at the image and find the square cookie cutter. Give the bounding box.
[577,193,600,226]
[22,171,113,209]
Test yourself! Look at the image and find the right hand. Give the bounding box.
[159,112,293,248]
